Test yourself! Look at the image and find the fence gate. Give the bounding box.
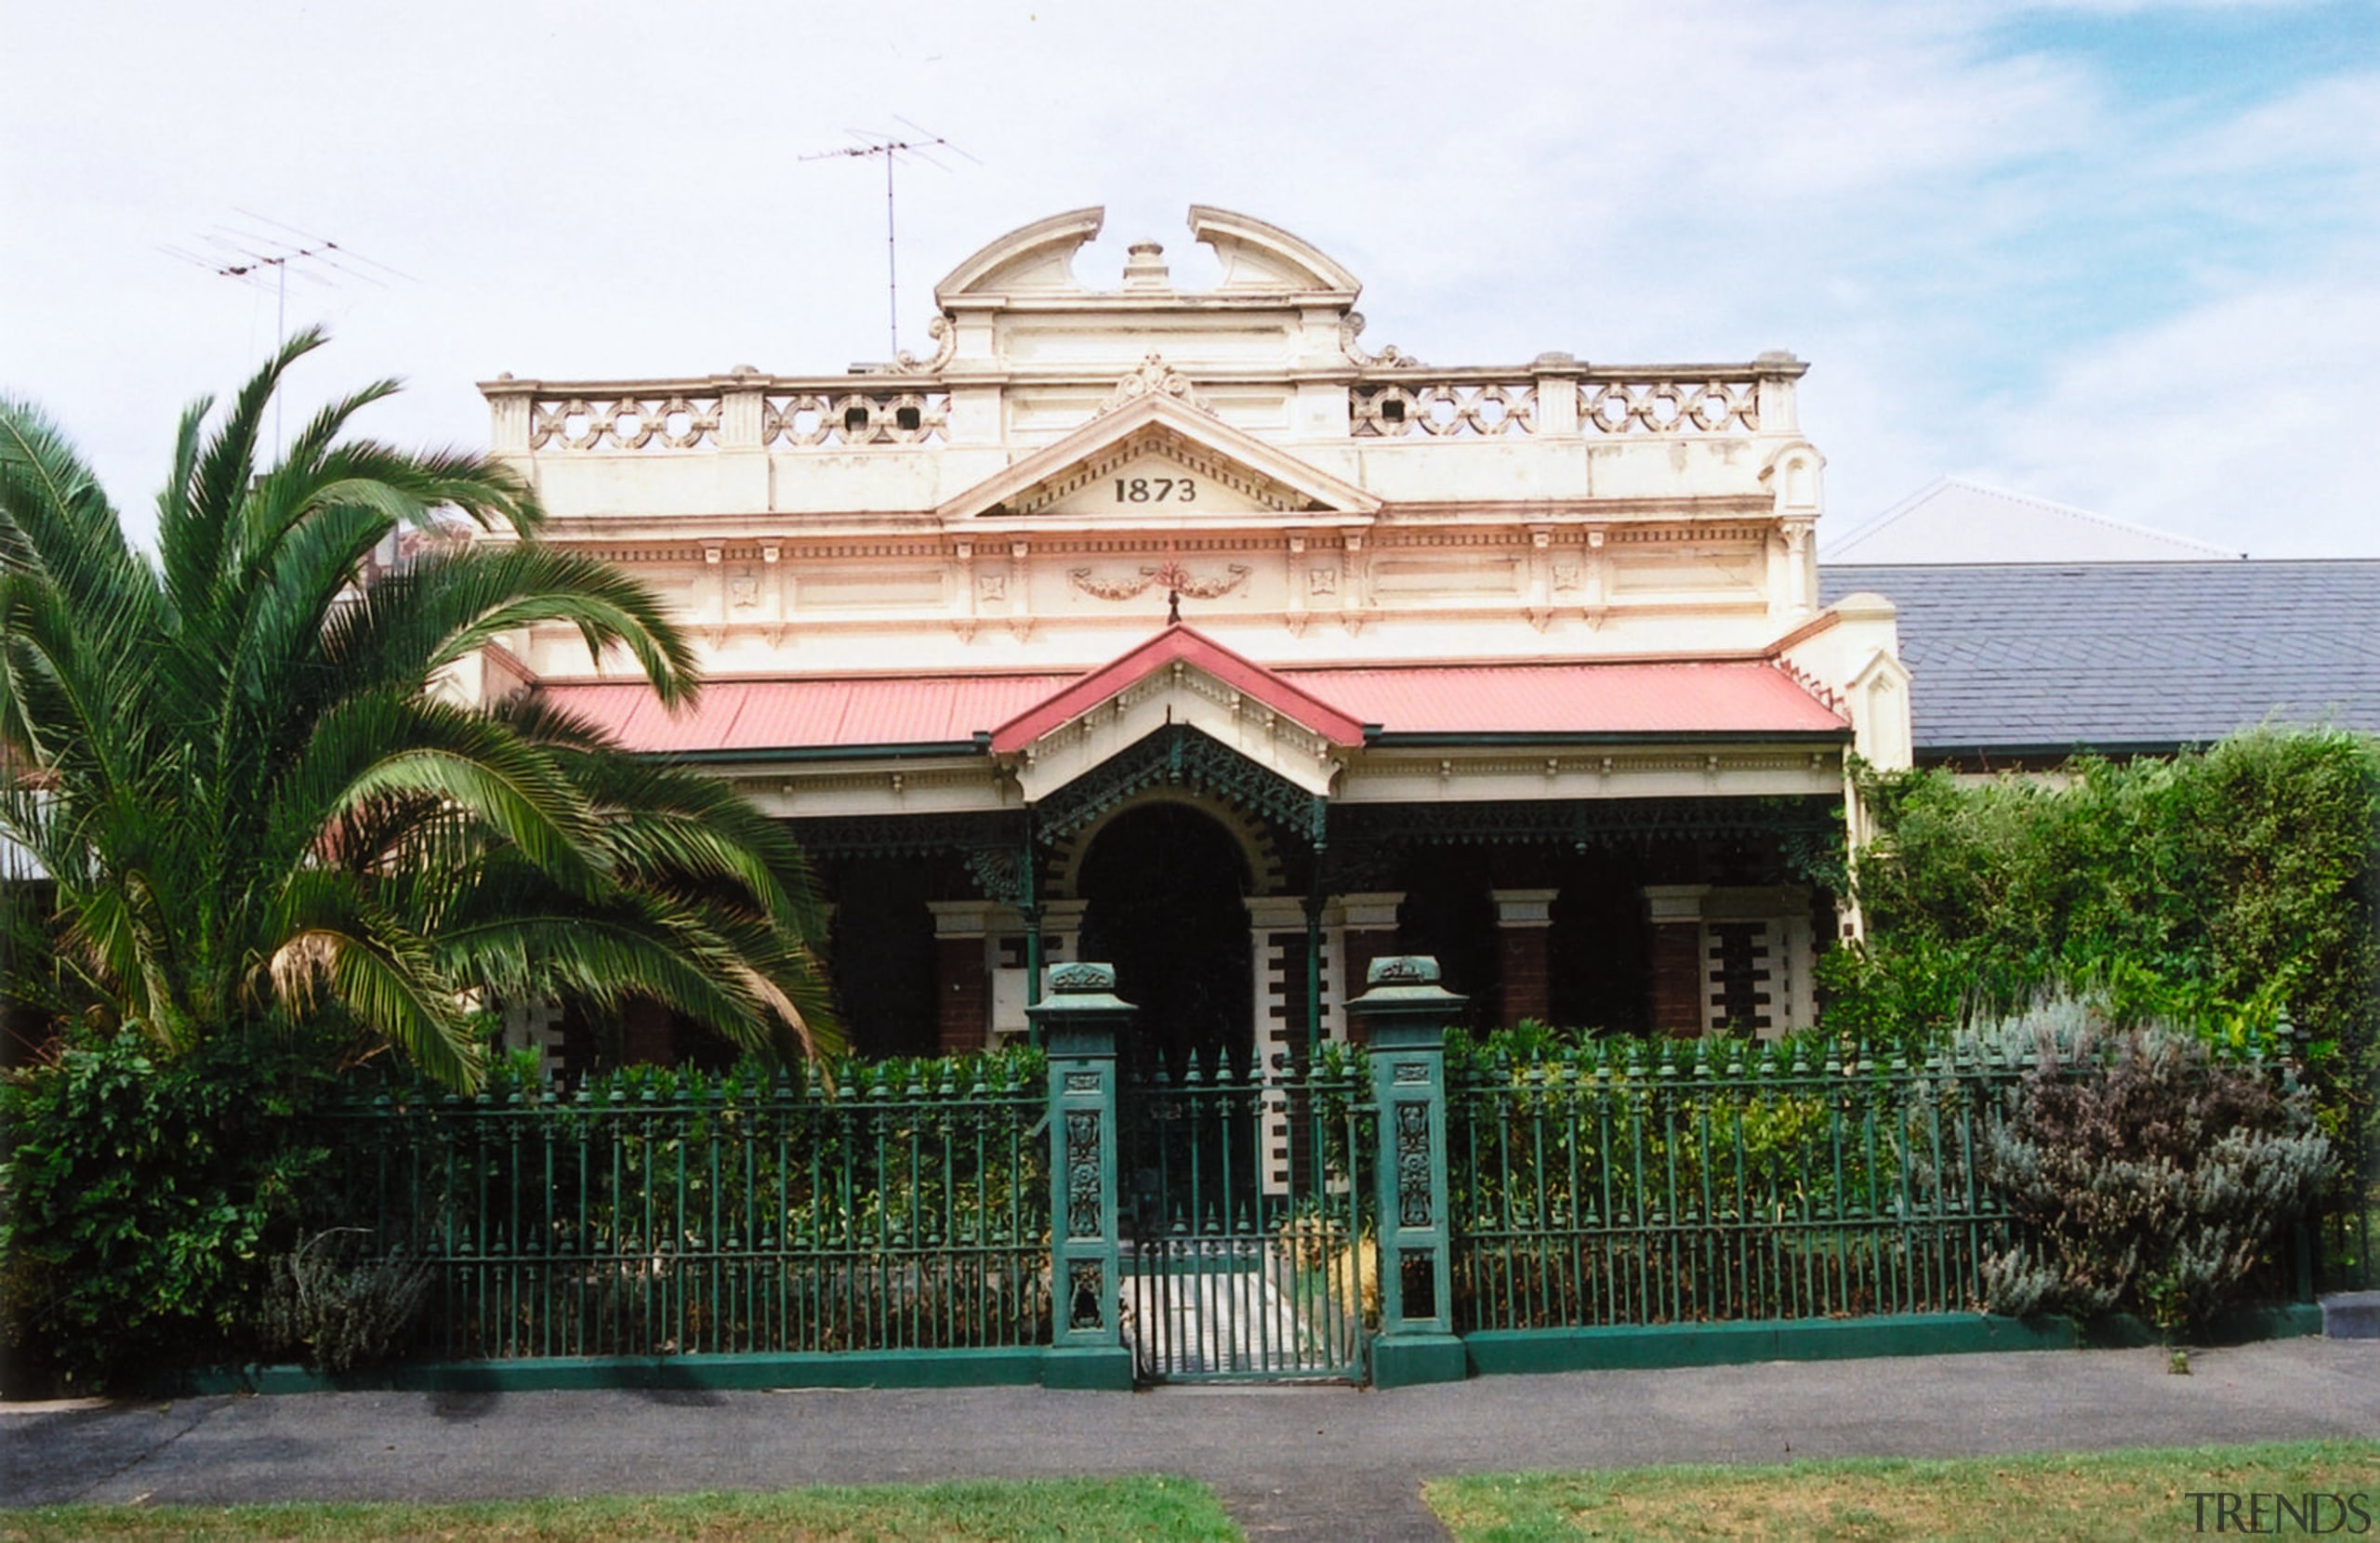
[1116,1056,1371,1382]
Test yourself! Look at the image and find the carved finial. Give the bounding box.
[1096,352,1212,415]
[1122,240,1171,291]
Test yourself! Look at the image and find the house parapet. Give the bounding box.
[478,206,1836,677]
[484,356,1802,455]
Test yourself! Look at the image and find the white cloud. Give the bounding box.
[1,0,2372,557]
[1973,261,2380,555]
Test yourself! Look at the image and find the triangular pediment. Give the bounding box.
[935,391,1381,522]
[989,624,1364,805]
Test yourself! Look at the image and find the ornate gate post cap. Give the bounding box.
[1348,956,1467,1048]
[1350,955,1469,1012]
[1047,960,1114,993]
[1045,960,1121,996]
[1028,960,1137,1028]
[1369,955,1438,986]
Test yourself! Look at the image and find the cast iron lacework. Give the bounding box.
[1327,795,1842,865]
[1031,725,1329,849]
[1064,1111,1103,1238]
[962,847,1029,907]
[1069,1261,1105,1331]
[790,811,1024,860]
[1395,1101,1434,1228]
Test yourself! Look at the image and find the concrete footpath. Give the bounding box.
[6,1339,2377,1540]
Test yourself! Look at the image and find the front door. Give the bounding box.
[1076,802,1251,1079]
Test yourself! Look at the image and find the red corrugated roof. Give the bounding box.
[532,637,1847,756]
[536,674,1068,754]
[1278,661,1846,737]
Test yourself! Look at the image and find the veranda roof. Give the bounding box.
[1286,660,1846,742]
[534,628,1846,757]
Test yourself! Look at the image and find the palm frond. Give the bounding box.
[161,329,325,633]
[271,868,483,1089]
[271,692,604,897]
[8,336,839,1091]
[323,544,697,708]
[0,394,151,606]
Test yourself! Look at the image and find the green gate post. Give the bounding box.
[1030,962,1137,1391]
[1349,956,1470,1388]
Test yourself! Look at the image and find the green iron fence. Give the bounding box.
[281,1010,2348,1379]
[317,1060,1051,1361]
[1447,1038,2029,1332]
[2319,1109,2379,1292]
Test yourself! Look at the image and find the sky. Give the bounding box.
[5,0,2375,559]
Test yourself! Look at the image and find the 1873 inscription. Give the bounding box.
[1114,477,1197,504]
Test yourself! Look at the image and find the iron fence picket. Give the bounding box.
[311,1063,1052,1362]
[1448,1039,2035,1332]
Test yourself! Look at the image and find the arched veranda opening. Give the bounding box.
[1074,800,1255,1077]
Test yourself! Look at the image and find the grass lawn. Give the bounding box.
[1,1476,1241,1543]
[1423,1440,2380,1541]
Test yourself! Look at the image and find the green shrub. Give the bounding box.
[0,1033,332,1391]
[257,1227,434,1374]
[1977,1008,2333,1336]
[1831,730,2380,1141]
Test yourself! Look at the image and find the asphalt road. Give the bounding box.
[7,1339,2377,1540]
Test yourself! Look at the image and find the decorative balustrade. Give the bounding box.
[763,389,949,447]
[497,361,1784,453]
[1351,368,1772,439]
[1578,376,1760,435]
[1352,381,1539,439]
[512,381,950,452]
[529,394,722,452]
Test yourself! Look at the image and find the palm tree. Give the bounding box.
[0,331,836,1088]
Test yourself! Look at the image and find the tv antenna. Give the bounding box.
[799,119,979,362]
[160,213,412,450]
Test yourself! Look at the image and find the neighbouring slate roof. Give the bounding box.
[1827,478,2242,565]
[1818,560,2380,758]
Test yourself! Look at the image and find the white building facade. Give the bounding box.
[473,206,1910,1071]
